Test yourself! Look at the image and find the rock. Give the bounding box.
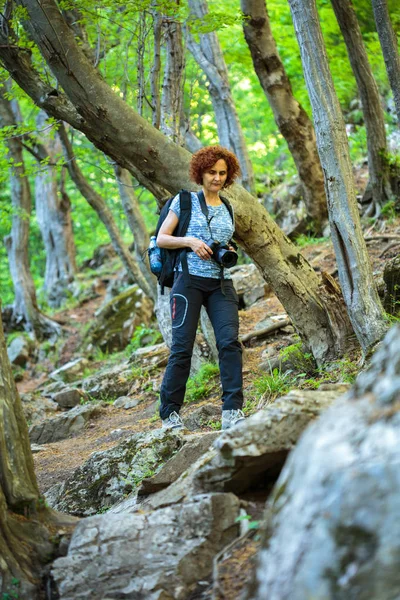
[86,285,153,352]
[46,428,186,516]
[51,493,240,600]
[7,335,32,366]
[230,264,270,307]
[192,388,343,495]
[248,324,400,600]
[49,358,89,383]
[183,403,222,431]
[128,341,169,368]
[29,403,103,445]
[113,396,140,409]
[81,361,135,400]
[30,443,47,453]
[52,388,84,409]
[20,393,59,426]
[137,432,219,495]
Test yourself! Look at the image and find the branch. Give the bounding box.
[240,318,291,343]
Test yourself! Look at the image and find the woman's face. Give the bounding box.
[202,159,228,193]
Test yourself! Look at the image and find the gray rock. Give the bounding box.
[20,393,59,426]
[128,342,169,368]
[81,361,134,400]
[46,428,186,516]
[86,285,153,352]
[230,264,269,307]
[248,324,400,600]
[183,403,221,431]
[30,443,47,453]
[113,396,140,409]
[193,388,342,494]
[49,358,89,383]
[52,388,83,408]
[7,336,32,366]
[51,493,240,600]
[138,432,219,495]
[29,403,103,445]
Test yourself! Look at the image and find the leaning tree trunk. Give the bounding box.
[57,124,154,299]
[0,303,77,597]
[0,91,61,339]
[35,111,77,307]
[330,0,392,215]
[288,0,388,353]
[1,0,358,364]
[159,7,185,144]
[241,0,328,234]
[113,164,156,296]
[186,0,255,192]
[371,0,400,125]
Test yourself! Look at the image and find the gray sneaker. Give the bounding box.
[221,409,245,430]
[162,411,184,430]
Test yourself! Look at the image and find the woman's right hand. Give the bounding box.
[189,237,213,260]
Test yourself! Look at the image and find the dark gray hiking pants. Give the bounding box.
[159,274,243,420]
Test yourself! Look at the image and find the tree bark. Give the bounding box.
[0,303,77,597]
[241,0,328,234]
[57,124,155,299]
[0,1,357,364]
[150,7,162,129]
[330,0,392,214]
[35,111,77,308]
[186,0,255,192]
[371,0,400,125]
[0,91,61,339]
[288,0,388,353]
[113,164,157,296]
[160,8,185,144]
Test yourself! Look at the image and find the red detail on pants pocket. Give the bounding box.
[172,297,176,320]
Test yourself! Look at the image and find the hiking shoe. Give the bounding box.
[162,411,184,430]
[221,409,245,430]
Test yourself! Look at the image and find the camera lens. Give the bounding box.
[219,249,238,268]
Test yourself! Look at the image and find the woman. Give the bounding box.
[157,145,244,431]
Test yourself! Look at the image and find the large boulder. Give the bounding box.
[51,493,240,600]
[7,335,34,366]
[248,324,400,600]
[20,393,59,426]
[80,361,136,400]
[45,428,186,516]
[29,403,103,445]
[230,264,270,307]
[86,284,153,352]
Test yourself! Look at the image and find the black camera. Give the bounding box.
[205,238,238,268]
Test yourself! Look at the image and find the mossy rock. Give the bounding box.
[86,285,153,352]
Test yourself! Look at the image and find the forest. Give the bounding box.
[0,0,400,598]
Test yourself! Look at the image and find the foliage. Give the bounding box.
[184,362,220,404]
[295,234,329,248]
[279,342,316,373]
[125,325,163,354]
[252,367,294,406]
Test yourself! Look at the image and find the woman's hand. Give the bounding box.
[189,237,213,260]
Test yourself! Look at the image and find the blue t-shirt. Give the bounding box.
[170,192,234,279]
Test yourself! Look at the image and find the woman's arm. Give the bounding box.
[157,210,213,260]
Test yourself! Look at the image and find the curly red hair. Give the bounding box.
[189,145,241,188]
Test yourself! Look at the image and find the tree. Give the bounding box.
[187,0,255,192]
[35,111,77,307]
[0,88,61,339]
[241,0,328,234]
[330,0,392,215]
[0,303,77,597]
[57,124,155,300]
[287,0,388,352]
[371,0,400,125]
[0,0,355,364]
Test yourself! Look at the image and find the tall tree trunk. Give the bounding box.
[0,1,357,364]
[35,111,77,307]
[0,303,76,597]
[186,0,255,192]
[0,91,61,339]
[241,0,328,234]
[159,8,185,144]
[288,0,388,352]
[113,164,156,295]
[57,124,155,300]
[330,0,392,215]
[371,0,400,125]
[150,7,162,129]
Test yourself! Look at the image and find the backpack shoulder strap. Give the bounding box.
[177,190,192,288]
[196,190,209,221]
